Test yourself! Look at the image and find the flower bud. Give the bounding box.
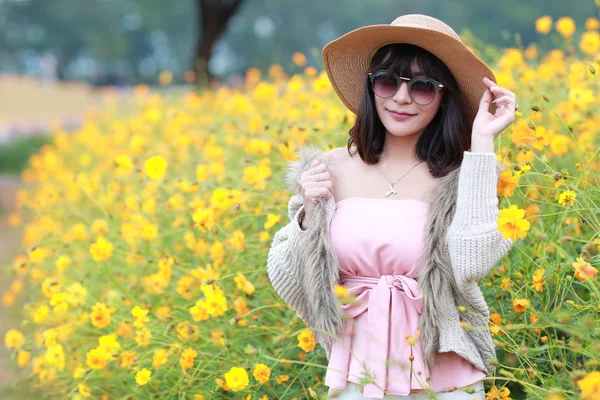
[542,94,550,102]
[530,105,540,112]
[590,64,597,75]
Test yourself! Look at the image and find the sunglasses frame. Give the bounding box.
[367,70,445,106]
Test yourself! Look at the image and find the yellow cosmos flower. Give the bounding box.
[532,269,546,292]
[86,347,109,370]
[17,350,31,368]
[192,207,216,231]
[55,255,71,273]
[29,247,48,264]
[585,17,600,30]
[579,31,600,56]
[215,377,231,392]
[78,383,92,398]
[578,370,600,399]
[33,305,50,324]
[486,385,512,400]
[89,236,113,262]
[500,278,513,292]
[223,366,249,392]
[91,219,109,236]
[189,300,209,322]
[535,16,552,35]
[532,126,551,151]
[120,350,136,368]
[135,326,152,347]
[253,363,271,384]
[4,329,24,349]
[558,190,576,206]
[334,284,349,298]
[152,349,169,369]
[497,205,531,241]
[234,273,255,296]
[206,293,228,317]
[41,277,61,298]
[252,82,277,102]
[179,348,197,370]
[135,368,152,386]
[297,329,316,352]
[144,155,167,180]
[44,344,66,371]
[66,282,87,306]
[90,302,116,328]
[314,73,331,92]
[227,230,246,251]
[50,292,70,314]
[114,154,133,174]
[98,334,121,356]
[264,214,282,230]
[132,306,150,328]
[556,17,576,39]
[71,223,88,241]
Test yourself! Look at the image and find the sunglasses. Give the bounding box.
[367,70,445,106]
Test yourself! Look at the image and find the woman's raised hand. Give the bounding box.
[298,159,335,227]
[472,76,517,141]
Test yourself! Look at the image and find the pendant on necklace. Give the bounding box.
[385,184,397,197]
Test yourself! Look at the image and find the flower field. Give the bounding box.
[2,15,600,400]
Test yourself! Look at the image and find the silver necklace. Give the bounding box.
[376,159,425,197]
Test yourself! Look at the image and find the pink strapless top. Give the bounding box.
[324,197,486,398]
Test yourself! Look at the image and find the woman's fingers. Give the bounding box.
[483,77,516,99]
[492,94,515,105]
[489,86,516,99]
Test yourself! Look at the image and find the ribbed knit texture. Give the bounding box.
[267,150,514,373]
[267,194,309,322]
[445,152,514,288]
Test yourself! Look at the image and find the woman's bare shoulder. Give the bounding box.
[322,146,357,168]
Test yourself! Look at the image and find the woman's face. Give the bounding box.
[373,64,444,138]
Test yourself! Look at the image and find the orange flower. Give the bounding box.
[532,269,546,292]
[572,257,598,282]
[513,298,531,313]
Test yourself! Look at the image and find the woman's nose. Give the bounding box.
[392,80,412,103]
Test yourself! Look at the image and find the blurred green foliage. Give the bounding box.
[0,0,597,84]
[0,135,53,174]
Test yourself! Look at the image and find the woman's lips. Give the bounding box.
[387,109,416,120]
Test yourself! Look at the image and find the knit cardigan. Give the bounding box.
[266,144,514,376]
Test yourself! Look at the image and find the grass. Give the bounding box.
[0,134,53,174]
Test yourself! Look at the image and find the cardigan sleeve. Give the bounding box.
[445,151,515,286]
[266,193,310,323]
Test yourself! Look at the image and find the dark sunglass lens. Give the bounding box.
[372,74,398,97]
[410,79,437,104]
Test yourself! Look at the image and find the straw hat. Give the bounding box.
[321,14,497,124]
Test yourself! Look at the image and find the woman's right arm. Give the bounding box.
[266,193,310,323]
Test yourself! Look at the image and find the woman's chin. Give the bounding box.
[384,125,422,137]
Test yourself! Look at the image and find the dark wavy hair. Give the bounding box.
[346,43,471,177]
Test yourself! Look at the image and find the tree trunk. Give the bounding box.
[193,0,245,88]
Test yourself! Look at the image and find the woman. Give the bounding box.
[267,14,517,400]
